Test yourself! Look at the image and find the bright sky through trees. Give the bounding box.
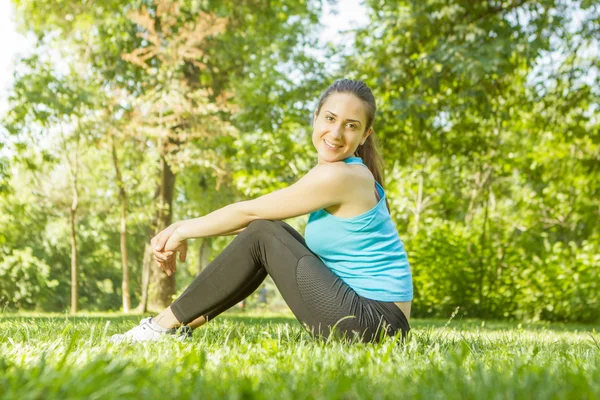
[0,0,369,116]
[0,0,34,115]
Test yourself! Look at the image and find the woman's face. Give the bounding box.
[312,92,372,165]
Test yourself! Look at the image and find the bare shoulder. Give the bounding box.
[319,161,379,218]
[308,161,363,196]
[308,160,353,180]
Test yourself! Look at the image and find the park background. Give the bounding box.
[0,0,598,324]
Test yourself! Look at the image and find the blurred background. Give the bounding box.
[0,0,598,323]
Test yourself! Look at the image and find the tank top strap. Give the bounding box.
[344,156,383,202]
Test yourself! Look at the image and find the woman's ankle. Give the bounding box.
[152,306,181,329]
[187,315,207,329]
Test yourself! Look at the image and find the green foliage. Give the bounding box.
[0,155,10,196]
[344,0,600,322]
[0,248,58,310]
[524,237,600,322]
[408,220,600,323]
[1,0,598,323]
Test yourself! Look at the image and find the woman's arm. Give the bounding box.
[220,227,246,236]
[171,163,350,242]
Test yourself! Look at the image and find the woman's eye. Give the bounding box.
[326,116,334,121]
[347,124,356,129]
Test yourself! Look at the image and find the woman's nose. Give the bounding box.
[330,125,343,138]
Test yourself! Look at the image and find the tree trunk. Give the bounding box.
[411,156,432,236]
[120,198,130,312]
[477,185,491,315]
[111,136,131,313]
[413,171,424,236]
[70,194,78,315]
[136,242,152,313]
[146,155,176,312]
[465,167,492,224]
[69,149,79,315]
[198,237,212,273]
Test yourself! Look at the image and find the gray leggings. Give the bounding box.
[170,219,410,343]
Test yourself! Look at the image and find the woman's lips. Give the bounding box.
[324,138,342,150]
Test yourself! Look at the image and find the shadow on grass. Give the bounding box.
[0,311,299,327]
[1,311,598,333]
[411,317,600,333]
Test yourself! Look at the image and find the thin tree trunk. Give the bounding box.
[411,156,432,236]
[136,186,169,313]
[110,135,131,313]
[198,237,212,273]
[147,155,176,312]
[413,171,424,236]
[69,143,79,315]
[477,185,490,315]
[465,167,492,224]
[136,242,152,313]
[120,198,130,312]
[70,193,78,315]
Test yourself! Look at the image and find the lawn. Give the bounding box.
[1,311,599,399]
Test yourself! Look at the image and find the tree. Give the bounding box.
[4,53,102,313]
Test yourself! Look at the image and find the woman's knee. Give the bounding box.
[274,220,292,229]
[246,219,279,232]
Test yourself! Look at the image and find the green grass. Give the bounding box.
[1,311,599,399]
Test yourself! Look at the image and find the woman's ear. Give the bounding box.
[362,127,373,145]
[313,110,318,125]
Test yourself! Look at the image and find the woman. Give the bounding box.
[109,79,413,344]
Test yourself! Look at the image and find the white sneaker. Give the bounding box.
[108,317,192,344]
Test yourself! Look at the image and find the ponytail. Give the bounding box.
[354,130,390,213]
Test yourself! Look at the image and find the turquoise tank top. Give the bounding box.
[304,156,413,302]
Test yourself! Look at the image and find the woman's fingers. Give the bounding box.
[154,252,173,275]
[156,259,165,273]
[153,250,173,262]
[158,258,170,276]
[154,226,176,252]
[154,256,165,272]
[166,257,175,276]
[153,252,171,263]
[169,256,177,274]
[151,227,173,252]
[179,243,187,262]
[157,253,175,276]
[150,232,162,251]
[152,247,185,277]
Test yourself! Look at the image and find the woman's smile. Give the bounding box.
[323,138,343,150]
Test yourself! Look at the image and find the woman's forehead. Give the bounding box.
[322,92,367,121]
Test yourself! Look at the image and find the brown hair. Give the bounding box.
[315,79,390,212]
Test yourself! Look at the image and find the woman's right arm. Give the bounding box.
[221,227,246,236]
[153,163,350,274]
[172,163,349,242]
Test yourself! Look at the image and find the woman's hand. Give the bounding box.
[151,223,188,276]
